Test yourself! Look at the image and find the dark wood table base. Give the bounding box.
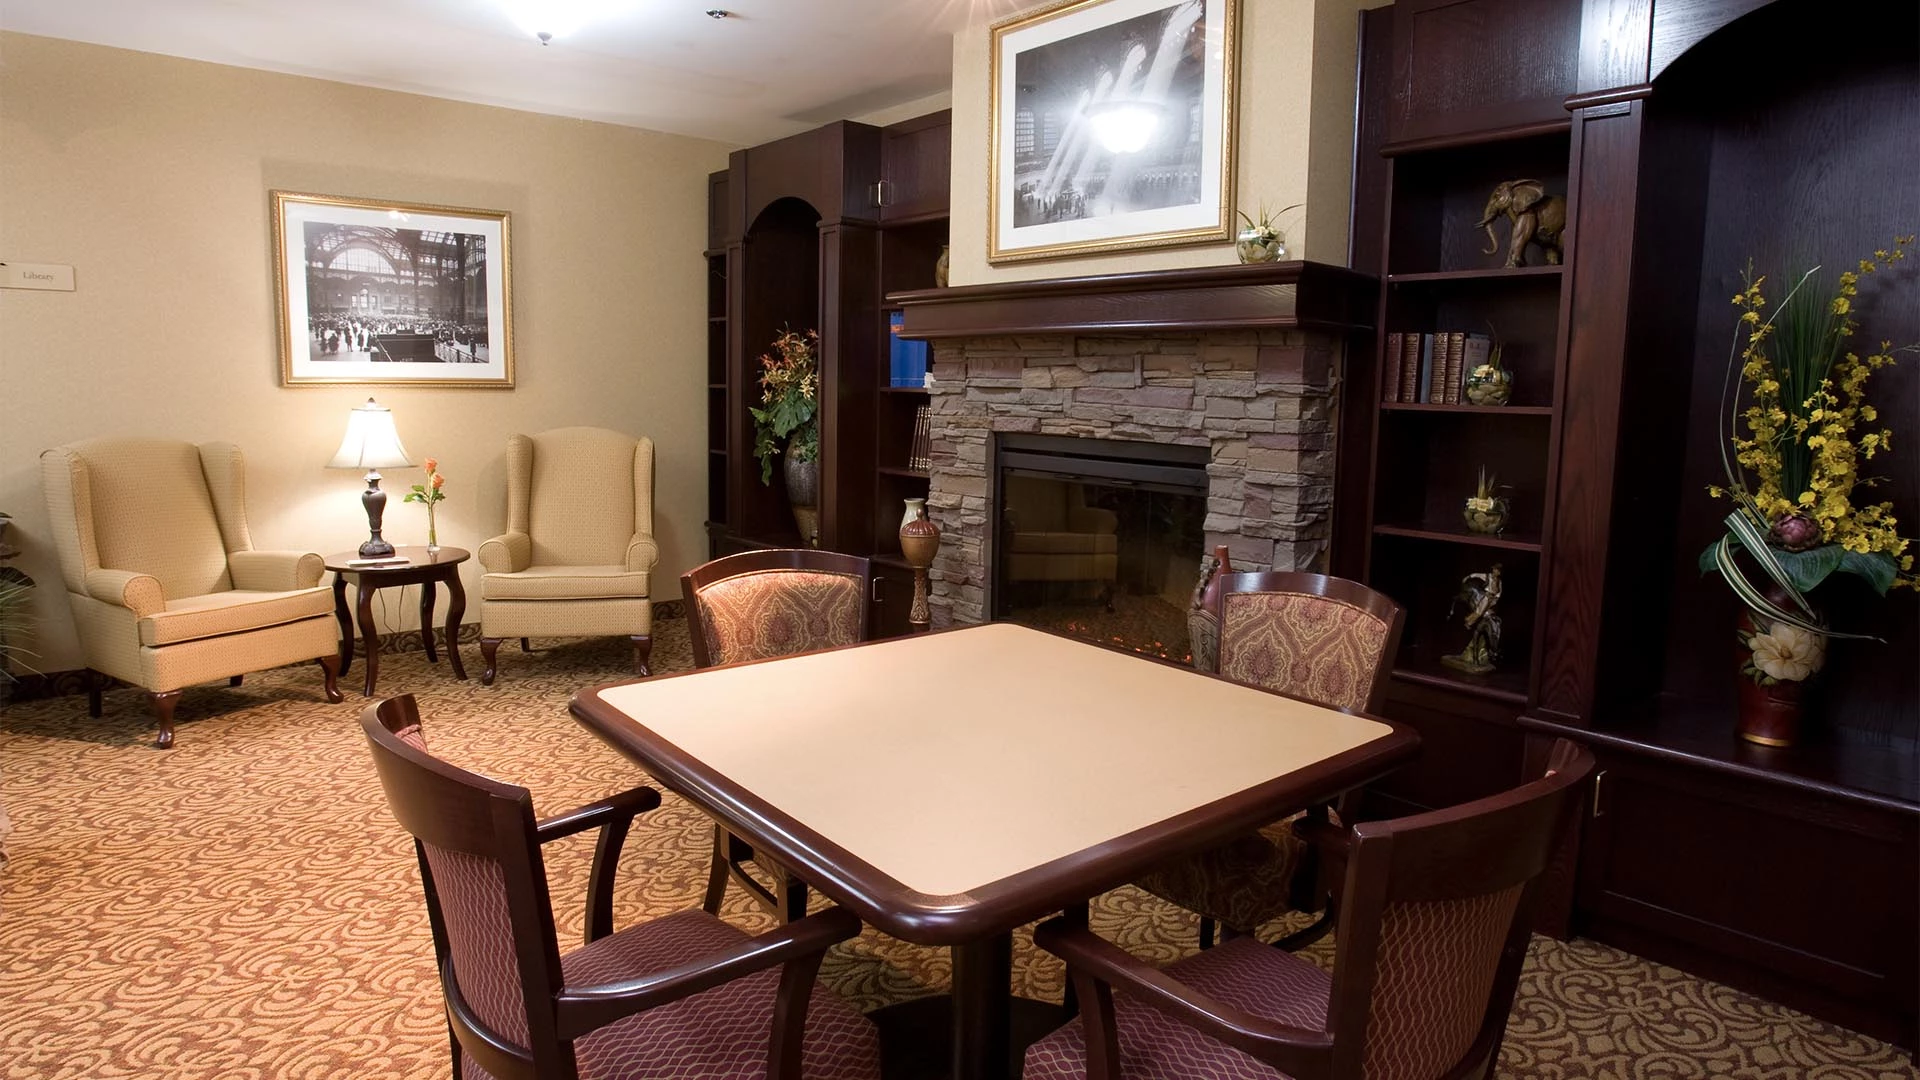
[325,546,470,697]
[871,933,1069,1080]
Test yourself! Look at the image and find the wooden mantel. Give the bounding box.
[889,261,1378,339]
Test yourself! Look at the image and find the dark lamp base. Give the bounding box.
[358,537,396,558]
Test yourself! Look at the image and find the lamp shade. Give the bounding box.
[327,398,414,470]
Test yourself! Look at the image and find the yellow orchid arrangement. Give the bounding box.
[1702,235,1916,658]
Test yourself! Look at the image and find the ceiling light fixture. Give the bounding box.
[497,0,637,44]
[705,8,731,18]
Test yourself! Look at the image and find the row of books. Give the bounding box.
[888,311,930,388]
[1384,331,1492,405]
[906,405,932,471]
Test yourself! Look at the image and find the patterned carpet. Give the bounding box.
[2,618,1914,1079]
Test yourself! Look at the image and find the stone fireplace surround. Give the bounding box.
[892,262,1376,630]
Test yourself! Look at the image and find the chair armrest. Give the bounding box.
[554,906,862,1038]
[229,550,325,591]
[625,532,659,573]
[1068,506,1120,534]
[1033,918,1335,1079]
[539,786,662,944]
[536,785,661,843]
[478,531,530,574]
[85,569,165,618]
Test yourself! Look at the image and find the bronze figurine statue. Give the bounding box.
[1441,562,1504,675]
[1477,179,1566,268]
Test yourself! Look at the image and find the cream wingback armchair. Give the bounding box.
[40,438,343,748]
[477,427,657,684]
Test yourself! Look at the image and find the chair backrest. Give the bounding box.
[361,695,572,1080]
[1212,571,1405,713]
[1325,739,1594,1080]
[506,427,654,567]
[682,549,873,668]
[40,438,250,599]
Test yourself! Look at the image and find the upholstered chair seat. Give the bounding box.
[1135,573,1403,948]
[477,427,657,684]
[682,550,873,923]
[362,695,883,1080]
[40,437,343,747]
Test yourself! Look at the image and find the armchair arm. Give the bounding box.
[625,532,659,573]
[1032,918,1335,1080]
[539,785,663,944]
[85,569,165,618]
[478,531,531,574]
[554,906,862,1039]
[1068,506,1120,534]
[229,550,324,591]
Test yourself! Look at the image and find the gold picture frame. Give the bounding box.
[988,0,1239,264]
[272,190,514,387]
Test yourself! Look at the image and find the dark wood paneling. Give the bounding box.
[1347,5,1394,277]
[1646,0,1772,81]
[1386,0,1582,148]
[819,222,882,552]
[892,262,1378,338]
[706,170,732,252]
[1364,687,1527,816]
[880,110,952,224]
[1575,746,1917,1047]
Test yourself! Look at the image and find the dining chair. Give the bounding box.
[1135,572,1405,949]
[682,549,873,923]
[361,694,883,1080]
[1027,739,1594,1080]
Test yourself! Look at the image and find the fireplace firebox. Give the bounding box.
[991,434,1209,661]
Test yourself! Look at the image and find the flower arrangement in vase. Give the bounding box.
[1462,467,1509,535]
[403,457,446,552]
[1700,235,1916,746]
[1464,332,1513,406]
[750,327,822,544]
[1234,202,1301,264]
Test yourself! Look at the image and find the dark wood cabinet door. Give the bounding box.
[706,170,731,252]
[880,111,951,223]
[869,559,917,639]
[1577,750,1918,1048]
[1384,0,1581,148]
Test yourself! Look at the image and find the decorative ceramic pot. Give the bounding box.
[899,499,942,631]
[1235,227,1284,264]
[1464,366,1514,406]
[1734,583,1825,747]
[900,497,928,532]
[784,436,820,547]
[1462,495,1510,535]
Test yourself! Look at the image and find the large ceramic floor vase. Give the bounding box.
[1733,582,1826,747]
[784,440,819,547]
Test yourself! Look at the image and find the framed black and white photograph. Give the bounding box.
[273,191,513,387]
[989,0,1238,263]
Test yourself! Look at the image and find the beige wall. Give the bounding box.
[0,33,732,673]
[948,0,1376,285]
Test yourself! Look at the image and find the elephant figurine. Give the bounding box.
[1478,179,1566,268]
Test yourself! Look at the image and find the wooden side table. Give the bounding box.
[324,546,470,697]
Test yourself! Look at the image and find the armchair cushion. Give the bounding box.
[85,568,165,617]
[481,566,650,602]
[560,910,881,1080]
[478,531,531,574]
[1024,936,1330,1080]
[626,533,660,573]
[227,550,324,592]
[139,587,333,647]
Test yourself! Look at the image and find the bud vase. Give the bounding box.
[426,505,439,554]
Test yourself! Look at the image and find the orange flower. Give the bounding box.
[429,473,444,491]
[423,456,437,474]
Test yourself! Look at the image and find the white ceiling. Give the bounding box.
[0,0,1026,146]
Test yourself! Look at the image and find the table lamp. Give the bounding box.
[327,397,414,558]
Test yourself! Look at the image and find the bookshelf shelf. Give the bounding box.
[1392,658,1529,706]
[1372,523,1543,552]
[1379,402,1553,416]
[1387,265,1564,284]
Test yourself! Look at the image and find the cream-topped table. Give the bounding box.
[570,622,1417,1080]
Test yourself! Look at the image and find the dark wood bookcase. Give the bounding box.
[1349,0,1917,1050]
[705,111,951,637]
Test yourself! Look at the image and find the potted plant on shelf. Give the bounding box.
[750,327,822,546]
[1701,235,1916,747]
